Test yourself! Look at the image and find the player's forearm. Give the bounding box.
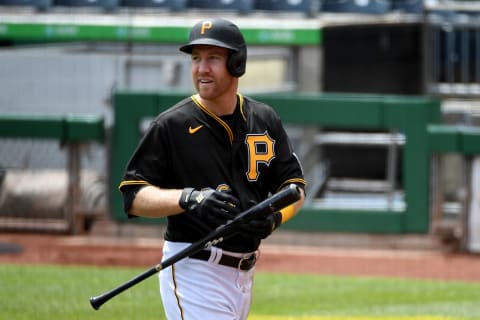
[129,186,184,218]
[279,187,305,223]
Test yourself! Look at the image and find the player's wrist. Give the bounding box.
[179,187,196,210]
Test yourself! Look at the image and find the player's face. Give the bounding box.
[191,45,236,102]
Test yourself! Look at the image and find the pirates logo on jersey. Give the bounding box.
[245,131,275,181]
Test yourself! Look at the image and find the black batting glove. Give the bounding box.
[240,212,282,240]
[179,188,240,226]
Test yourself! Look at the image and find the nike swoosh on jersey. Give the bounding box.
[188,125,204,134]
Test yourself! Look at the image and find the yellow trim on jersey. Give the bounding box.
[279,178,307,191]
[118,180,151,191]
[191,93,246,145]
[191,94,234,144]
[238,93,247,121]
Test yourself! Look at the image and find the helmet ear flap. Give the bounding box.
[227,47,246,77]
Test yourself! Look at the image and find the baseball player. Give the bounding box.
[119,18,306,320]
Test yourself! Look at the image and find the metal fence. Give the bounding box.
[0,115,105,233]
[424,8,480,97]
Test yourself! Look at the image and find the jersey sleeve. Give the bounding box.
[118,120,170,193]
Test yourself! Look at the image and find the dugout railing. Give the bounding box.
[0,114,105,234]
[428,124,480,251]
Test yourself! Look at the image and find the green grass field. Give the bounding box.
[1,264,479,320]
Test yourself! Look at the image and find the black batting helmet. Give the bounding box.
[180,18,247,77]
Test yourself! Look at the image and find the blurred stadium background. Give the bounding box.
[1,0,480,255]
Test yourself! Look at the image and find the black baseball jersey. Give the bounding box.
[119,93,306,252]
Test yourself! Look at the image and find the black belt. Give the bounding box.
[189,250,257,271]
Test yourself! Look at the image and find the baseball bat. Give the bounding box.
[89,184,301,310]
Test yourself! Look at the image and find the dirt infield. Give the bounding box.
[1,232,480,283]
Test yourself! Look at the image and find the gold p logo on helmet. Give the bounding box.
[200,21,212,35]
[179,18,247,77]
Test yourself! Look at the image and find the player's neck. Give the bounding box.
[196,92,238,117]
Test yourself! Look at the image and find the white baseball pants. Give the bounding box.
[159,241,256,320]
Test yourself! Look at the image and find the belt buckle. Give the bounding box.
[238,254,256,271]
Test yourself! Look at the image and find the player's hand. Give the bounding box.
[179,188,240,225]
[240,210,282,240]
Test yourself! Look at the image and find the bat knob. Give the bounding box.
[89,296,102,310]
